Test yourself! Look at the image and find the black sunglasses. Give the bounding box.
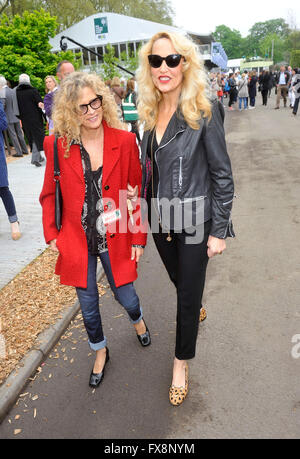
[148,54,183,68]
[78,95,103,115]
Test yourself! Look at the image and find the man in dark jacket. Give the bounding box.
[0,75,28,157]
[275,66,290,109]
[15,74,45,166]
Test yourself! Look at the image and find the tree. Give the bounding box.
[259,34,285,63]
[0,0,174,30]
[90,0,174,25]
[213,25,245,59]
[0,10,80,93]
[290,50,300,68]
[101,43,121,80]
[247,18,290,57]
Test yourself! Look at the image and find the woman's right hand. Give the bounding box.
[127,183,138,201]
[49,239,59,252]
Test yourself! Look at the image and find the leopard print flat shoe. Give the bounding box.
[199,307,207,322]
[169,363,188,406]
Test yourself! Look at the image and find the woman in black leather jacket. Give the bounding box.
[134,31,235,406]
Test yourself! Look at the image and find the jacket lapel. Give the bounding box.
[61,142,84,183]
[102,121,120,185]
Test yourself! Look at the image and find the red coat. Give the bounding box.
[40,121,147,288]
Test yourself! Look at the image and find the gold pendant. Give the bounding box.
[166,233,172,242]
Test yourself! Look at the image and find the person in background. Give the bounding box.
[292,68,300,116]
[268,72,275,98]
[40,76,58,135]
[238,73,249,111]
[289,68,297,109]
[260,70,271,106]
[210,72,220,99]
[228,73,237,110]
[16,74,45,167]
[56,61,75,82]
[110,76,125,121]
[275,65,290,109]
[40,72,150,390]
[217,74,225,105]
[122,79,141,143]
[248,70,258,109]
[0,76,28,158]
[0,100,21,240]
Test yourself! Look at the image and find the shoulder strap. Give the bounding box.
[53,136,60,179]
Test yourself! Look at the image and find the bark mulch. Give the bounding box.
[0,248,106,386]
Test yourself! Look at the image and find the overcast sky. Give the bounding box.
[171,0,300,37]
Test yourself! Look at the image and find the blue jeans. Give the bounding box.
[239,97,247,109]
[0,186,18,223]
[76,251,143,351]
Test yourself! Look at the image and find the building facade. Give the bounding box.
[50,12,227,71]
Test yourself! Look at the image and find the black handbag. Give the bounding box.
[54,136,63,231]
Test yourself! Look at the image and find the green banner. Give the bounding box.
[94,17,108,35]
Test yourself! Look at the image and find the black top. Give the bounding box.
[146,130,159,202]
[80,144,108,255]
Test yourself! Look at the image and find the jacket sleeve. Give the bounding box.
[128,134,148,247]
[43,93,53,118]
[39,135,60,244]
[204,100,235,239]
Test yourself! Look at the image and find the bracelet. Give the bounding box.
[132,245,145,249]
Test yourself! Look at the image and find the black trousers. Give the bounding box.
[261,89,268,105]
[152,220,211,360]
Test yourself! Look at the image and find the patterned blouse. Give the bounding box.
[80,143,108,255]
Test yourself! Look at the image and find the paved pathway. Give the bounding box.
[0,155,47,289]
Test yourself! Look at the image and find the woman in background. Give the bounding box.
[0,101,21,240]
[42,75,58,135]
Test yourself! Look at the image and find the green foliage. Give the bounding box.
[213,25,245,59]
[214,17,300,65]
[290,50,300,68]
[259,33,285,63]
[120,48,140,74]
[101,43,121,80]
[89,0,174,25]
[0,9,79,94]
[0,0,174,31]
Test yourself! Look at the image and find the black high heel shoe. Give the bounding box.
[89,347,110,388]
[136,320,151,347]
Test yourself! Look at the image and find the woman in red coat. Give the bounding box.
[40,72,149,389]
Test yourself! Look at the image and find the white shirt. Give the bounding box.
[279,72,286,85]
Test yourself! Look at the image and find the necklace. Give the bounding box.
[150,130,172,242]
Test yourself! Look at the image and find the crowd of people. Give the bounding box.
[209,65,300,114]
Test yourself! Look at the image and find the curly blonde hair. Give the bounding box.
[52,72,124,156]
[136,31,212,131]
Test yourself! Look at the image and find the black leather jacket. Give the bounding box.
[141,100,235,239]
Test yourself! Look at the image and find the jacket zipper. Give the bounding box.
[179,156,183,188]
[154,129,185,218]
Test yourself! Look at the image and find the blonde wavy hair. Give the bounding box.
[136,31,212,131]
[52,72,124,156]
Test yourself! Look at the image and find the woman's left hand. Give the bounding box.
[131,246,144,262]
[207,235,226,258]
